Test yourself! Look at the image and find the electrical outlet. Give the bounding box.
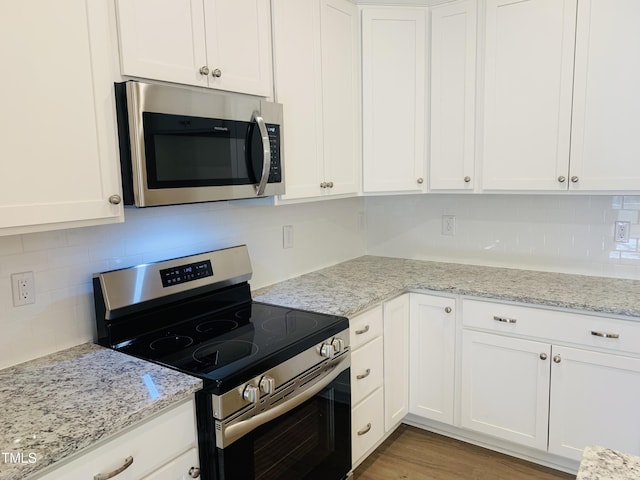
[442,215,456,236]
[615,221,631,243]
[11,271,35,307]
[283,225,294,249]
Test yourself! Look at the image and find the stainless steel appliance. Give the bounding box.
[93,245,351,480]
[114,81,284,207]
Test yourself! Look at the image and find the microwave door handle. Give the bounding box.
[252,112,271,196]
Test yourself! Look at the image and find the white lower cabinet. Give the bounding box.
[408,293,456,425]
[35,400,198,480]
[351,387,385,466]
[383,295,410,431]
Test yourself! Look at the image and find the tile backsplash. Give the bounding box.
[366,194,640,279]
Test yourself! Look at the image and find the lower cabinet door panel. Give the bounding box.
[549,346,640,460]
[352,387,384,465]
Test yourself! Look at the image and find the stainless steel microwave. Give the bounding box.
[114,81,284,207]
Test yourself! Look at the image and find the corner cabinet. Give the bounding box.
[0,0,123,236]
[115,0,273,97]
[361,7,427,194]
[272,0,360,201]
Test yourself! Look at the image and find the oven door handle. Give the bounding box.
[218,355,349,448]
[252,111,271,196]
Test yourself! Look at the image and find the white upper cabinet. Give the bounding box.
[481,0,576,191]
[116,0,272,97]
[273,0,360,201]
[362,7,427,193]
[0,0,123,236]
[429,0,477,191]
[569,0,640,191]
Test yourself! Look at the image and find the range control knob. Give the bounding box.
[331,338,345,354]
[319,343,335,359]
[259,376,276,395]
[243,384,259,404]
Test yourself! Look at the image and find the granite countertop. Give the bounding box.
[577,446,640,479]
[253,255,640,319]
[0,343,201,480]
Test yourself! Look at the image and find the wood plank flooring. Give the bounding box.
[353,425,576,480]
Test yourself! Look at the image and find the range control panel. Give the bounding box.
[160,260,213,287]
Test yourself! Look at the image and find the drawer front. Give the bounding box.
[37,400,197,480]
[351,387,384,465]
[351,336,384,405]
[463,299,640,355]
[350,306,383,350]
[141,447,199,480]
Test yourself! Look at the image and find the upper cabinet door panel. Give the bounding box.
[116,0,208,87]
[204,0,273,96]
[482,0,576,191]
[569,0,640,191]
[362,8,426,193]
[429,0,477,191]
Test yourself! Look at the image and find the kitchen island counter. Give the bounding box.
[254,255,640,319]
[0,343,201,480]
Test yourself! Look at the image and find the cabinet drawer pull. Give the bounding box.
[493,315,517,324]
[355,325,370,335]
[591,330,620,339]
[94,456,134,480]
[356,368,371,380]
[357,423,372,436]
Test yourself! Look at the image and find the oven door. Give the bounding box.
[197,363,351,480]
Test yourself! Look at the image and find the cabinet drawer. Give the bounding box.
[350,306,383,350]
[141,447,199,480]
[37,400,197,480]
[351,336,384,405]
[463,299,640,355]
[352,387,384,465]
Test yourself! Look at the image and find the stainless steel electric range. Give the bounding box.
[93,245,351,480]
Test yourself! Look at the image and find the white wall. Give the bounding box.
[0,197,365,369]
[366,194,640,279]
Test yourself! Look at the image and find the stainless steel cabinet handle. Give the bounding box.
[252,112,271,196]
[493,315,517,324]
[108,194,122,205]
[320,182,327,188]
[417,177,424,184]
[464,176,471,183]
[189,466,201,478]
[540,353,548,360]
[558,175,566,183]
[553,354,562,364]
[445,306,452,314]
[212,68,222,78]
[327,181,334,188]
[357,423,372,436]
[356,368,371,380]
[94,456,133,480]
[199,66,210,75]
[591,330,620,339]
[571,176,579,183]
[355,325,370,335]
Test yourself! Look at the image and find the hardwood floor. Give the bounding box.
[353,425,576,480]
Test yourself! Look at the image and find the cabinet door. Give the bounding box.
[383,294,410,432]
[549,346,640,460]
[461,331,551,450]
[0,0,123,235]
[321,0,360,197]
[409,294,456,425]
[569,0,640,191]
[429,0,477,191]
[272,0,325,200]
[362,7,427,193]
[203,0,272,96]
[481,0,576,191]
[116,0,208,87]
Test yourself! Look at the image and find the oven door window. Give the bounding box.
[142,112,259,188]
[217,368,351,480]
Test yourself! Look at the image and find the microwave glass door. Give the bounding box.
[143,112,266,189]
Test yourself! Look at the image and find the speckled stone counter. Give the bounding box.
[577,446,640,479]
[0,343,201,480]
[253,255,640,319]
